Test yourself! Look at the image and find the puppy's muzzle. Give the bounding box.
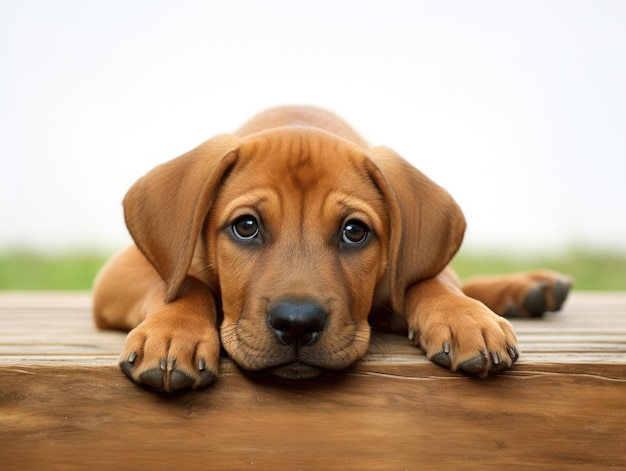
[267,299,329,347]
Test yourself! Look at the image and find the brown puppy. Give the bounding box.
[93,106,572,391]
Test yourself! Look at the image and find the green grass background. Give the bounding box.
[0,248,624,291]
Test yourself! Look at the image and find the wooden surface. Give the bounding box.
[0,292,625,470]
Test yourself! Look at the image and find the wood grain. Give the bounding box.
[0,292,625,470]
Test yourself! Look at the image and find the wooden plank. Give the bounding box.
[0,292,625,470]
[1,292,625,365]
[1,365,624,470]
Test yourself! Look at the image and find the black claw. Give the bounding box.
[169,370,194,390]
[140,369,165,389]
[459,354,487,373]
[490,361,509,372]
[490,351,510,372]
[524,284,548,316]
[128,351,137,363]
[508,346,519,363]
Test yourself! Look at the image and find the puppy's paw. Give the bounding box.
[409,298,519,377]
[118,306,220,392]
[504,271,573,318]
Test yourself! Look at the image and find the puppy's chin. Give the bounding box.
[270,362,322,380]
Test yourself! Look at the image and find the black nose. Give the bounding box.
[268,299,329,346]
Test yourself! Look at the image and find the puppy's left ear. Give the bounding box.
[366,146,466,314]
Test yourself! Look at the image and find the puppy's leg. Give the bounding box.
[462,270,573,318]
[405,268,519,377]
[93,246,219,391]
[93,246,165,331]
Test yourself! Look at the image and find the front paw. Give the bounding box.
[409,298,519,377]
[119,306,220,392]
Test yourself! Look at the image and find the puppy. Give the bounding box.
[93,106,571,391]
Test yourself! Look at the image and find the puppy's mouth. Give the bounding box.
[268,361,323,379]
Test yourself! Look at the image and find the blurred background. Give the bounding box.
[1,0,624,290]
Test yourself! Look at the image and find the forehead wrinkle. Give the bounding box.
[325,192,385,235]
[237,131,379,236]
[220,189,278,222]
[266,163,384,243]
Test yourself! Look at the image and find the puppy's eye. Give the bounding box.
[232,216,260,240]
[342,219,369,245]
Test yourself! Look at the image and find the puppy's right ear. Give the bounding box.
[123,134,240,303]
[366,146,466,315]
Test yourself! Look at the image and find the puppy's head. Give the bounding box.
[203,128,392,378]
[124,126,465,378]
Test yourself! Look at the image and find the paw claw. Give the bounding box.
[120,352,139,378]
[508,346,519,362]
[490,351,512,372]
[490,360,509,372]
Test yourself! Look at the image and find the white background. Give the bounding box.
[1,0,624,254]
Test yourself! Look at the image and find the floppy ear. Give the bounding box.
[123,134,240,303]
[366,146,466,314]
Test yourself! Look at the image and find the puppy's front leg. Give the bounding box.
[118,276,220,392]
[404,269,519,377]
